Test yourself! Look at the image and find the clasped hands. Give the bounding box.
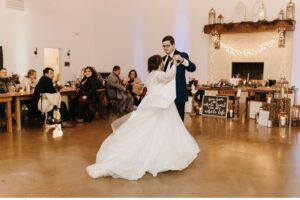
[172,55,184,66]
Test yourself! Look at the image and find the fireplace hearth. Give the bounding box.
[232,62,264,80]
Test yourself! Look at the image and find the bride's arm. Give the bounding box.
[156,63,177,83]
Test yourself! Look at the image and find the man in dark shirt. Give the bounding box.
[0,68,15,93]
[33,67,75,128]
[0,68,15,121]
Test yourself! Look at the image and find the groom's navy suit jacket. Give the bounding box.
[163,50,196,103]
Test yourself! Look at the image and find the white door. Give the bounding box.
[44,48,60,82]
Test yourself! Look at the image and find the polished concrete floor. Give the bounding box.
[0,108,300,197]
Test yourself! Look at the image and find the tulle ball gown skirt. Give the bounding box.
[86,103,200,181]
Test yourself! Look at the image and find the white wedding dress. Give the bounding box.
[86,64,200,180]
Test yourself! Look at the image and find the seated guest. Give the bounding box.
[0,68,16,93]
[106,66,133,114]
[125,69,144,106]
[32,67,75,128]
[20,69,38,120]
[0,68,16,121]
[72,66,101,123]
[10,73,20,85]
[21,69,38,90]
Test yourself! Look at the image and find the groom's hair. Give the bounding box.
[162,35,175,45]
[148,55,163,73]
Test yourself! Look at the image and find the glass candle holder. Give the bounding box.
[229,109,234,118]
[267,119,273,128]
[278,112,287,127]
[266,93,273,104]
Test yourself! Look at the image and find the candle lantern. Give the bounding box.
[278,9,285,20]
[291,105,300,127]
[217,14,224,24]
[292,106,300,119]
[278,112,288,127]
[286,0,295,20]
[209,8,216,24]
[276,77,289,98]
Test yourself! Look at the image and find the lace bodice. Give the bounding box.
[146,64,176,91]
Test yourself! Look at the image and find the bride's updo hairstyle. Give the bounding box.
[148,55,163,73]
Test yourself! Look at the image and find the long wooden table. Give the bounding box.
[197,86,294,93]
[0,95,13,133]
[196,86,296,105]
[0,88,105,133]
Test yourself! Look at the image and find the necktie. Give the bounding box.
[164,56,172,72]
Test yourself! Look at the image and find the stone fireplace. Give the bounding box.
[207,32,294,83]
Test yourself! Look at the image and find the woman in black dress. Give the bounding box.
[72,66,101,122]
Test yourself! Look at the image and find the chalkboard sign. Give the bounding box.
[201,95,229,118]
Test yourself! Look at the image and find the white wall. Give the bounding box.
[93,0,300,103]
[0,0,96,82]
[1,0,300,103]
[93,0,210,81]
[291,1,300,104]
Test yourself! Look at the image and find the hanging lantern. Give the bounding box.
[286,0,295,20]
[211,31,220,49]
[209,8,216,24]
[278,28,286,48]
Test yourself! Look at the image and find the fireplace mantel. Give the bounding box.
[203,19,296,34]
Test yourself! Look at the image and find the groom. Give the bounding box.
[162,35,196,121]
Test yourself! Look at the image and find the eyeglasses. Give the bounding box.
[162,44,171,48]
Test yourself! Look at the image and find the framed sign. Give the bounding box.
[258,110,269,126]
[201,95,229,118]
[248,101,264,119]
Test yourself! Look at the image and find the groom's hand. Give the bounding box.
[173,55,184,65]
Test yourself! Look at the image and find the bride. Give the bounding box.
[86,54,200,180]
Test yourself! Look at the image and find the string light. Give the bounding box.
[208,35,282,83]
[219,36,277,57]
